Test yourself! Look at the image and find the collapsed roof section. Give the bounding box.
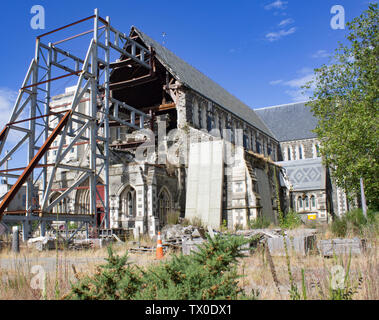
[109,26,276,140]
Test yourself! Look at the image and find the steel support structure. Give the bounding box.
[0,9,152,241]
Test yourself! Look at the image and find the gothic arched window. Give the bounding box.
[120,186,136,217]
[298,197,303,210]
[298,145,303,160]
[304,196,309,208]
[287,147,292,161]
[310,195,316,208]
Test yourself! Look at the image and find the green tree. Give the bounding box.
[305,3,379,209]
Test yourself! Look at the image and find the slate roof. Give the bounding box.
[132,27,275,139]
[278,158,326,191]
[255,102,318,142]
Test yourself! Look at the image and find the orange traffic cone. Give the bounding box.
[156,231,164,259]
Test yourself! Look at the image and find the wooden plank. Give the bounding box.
[110,74,157,90]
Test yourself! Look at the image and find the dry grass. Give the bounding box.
[0,229,378,300]
[0,241,169,300]
[237,239,378,300]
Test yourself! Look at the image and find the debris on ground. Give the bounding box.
[27,236,57,251]
[317,237,366,257]
[71,238,113,250]
[160,224,207,255]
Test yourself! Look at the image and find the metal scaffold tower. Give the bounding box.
[0,9,152,241]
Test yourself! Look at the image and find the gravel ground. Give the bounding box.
[0,256,107,273]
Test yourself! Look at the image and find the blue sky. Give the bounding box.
[0,0,373,114]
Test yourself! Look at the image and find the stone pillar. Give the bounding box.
[12,226,20,253]
[176,90,187,130]
[109,196,119,228]
[147,184,158,236]
[135,185,146,236]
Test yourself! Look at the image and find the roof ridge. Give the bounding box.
[255,100,312,111]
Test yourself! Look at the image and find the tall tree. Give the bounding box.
[305,3,378,210]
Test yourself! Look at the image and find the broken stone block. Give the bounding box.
[27,236,56,251]
[191,227,206,239]
[317,238,365,257]
[182,237,205,255]
[267,235,316,256]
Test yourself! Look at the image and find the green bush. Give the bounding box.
[65,234,256,300]
[248,215,271,229]
[280,210,302,229]
[331,209,379,237]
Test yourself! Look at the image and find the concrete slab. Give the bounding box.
[185,140,224,229]
[267,235,316,256]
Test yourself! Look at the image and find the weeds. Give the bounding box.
[331,209,379,238]
[249,216,271,229]
[280,210,302,229]
[167,211,180,225]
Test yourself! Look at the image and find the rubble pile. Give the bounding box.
[27,236,57,251]
[161,224,207,255]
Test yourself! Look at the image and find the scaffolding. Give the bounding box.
[0,9,152,241]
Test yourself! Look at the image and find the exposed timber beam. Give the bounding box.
[110,74,157,90]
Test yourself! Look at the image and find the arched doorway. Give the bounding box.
[75,186,90,215]
[74,177,105,228]
[49,192,67,214]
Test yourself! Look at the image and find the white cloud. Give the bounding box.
[296,67,314,75]
[284,73,315,89]
[283,72,315,102]
[270,68,316,102]
[278,18,294,27]
[0,87,25,143]
[284,89,309,102]
[264,0,288,10]
[311,50,331,58]
[269,79,283,85]
[266,27,296,41]
[0,88,17,128]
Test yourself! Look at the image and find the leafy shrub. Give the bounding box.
[331,209,379,237]
[64,247,142,300]
[280,210,302,229]
[65,234,256,300]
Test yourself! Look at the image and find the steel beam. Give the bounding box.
[0,110,72,219]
